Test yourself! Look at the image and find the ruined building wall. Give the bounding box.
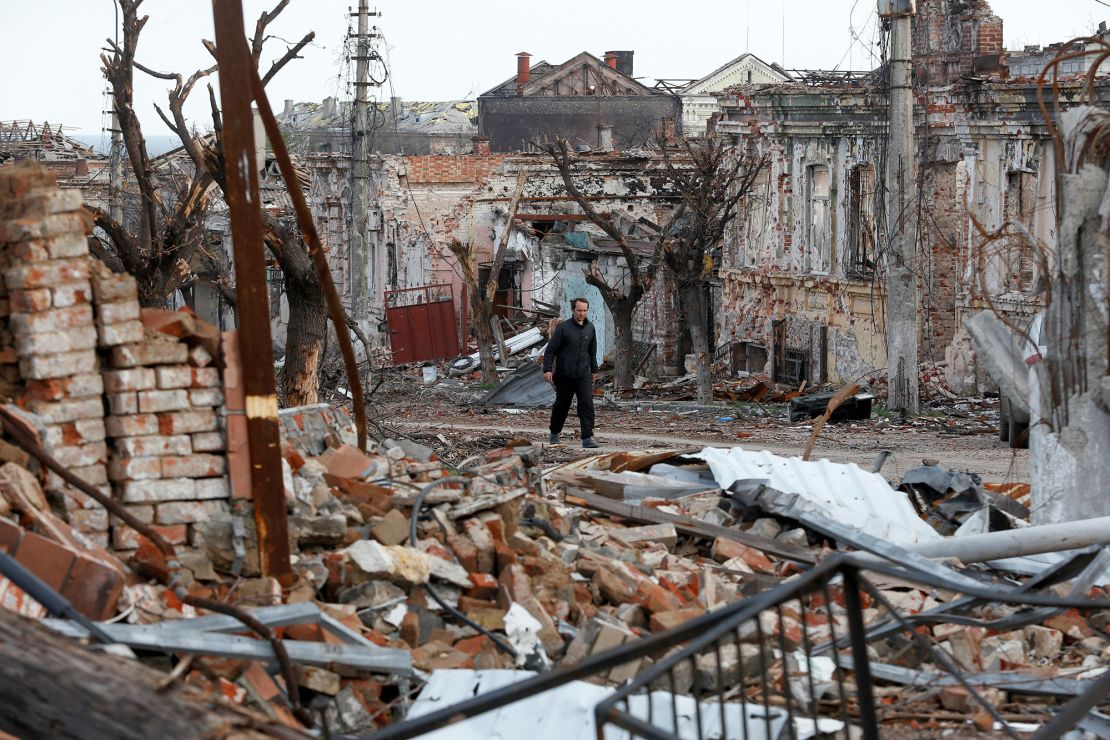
[716,16,1069,390]
[0,163,231,556]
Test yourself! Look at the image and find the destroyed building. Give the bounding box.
[478,51,683,153]
[677,53,790,136]
[711,0,1095,393]
[277,97,479,155]
[283,147,688,374]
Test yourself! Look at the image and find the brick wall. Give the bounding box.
[0,162,232,554]
[404,154,507,184]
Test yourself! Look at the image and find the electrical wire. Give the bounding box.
[408,477,518,658]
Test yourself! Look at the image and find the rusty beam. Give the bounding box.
[212,0,292,584]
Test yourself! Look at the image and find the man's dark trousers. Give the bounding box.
[550,374,594,439]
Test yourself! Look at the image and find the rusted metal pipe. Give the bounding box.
[212,0,292,585]
[248,65,368,453]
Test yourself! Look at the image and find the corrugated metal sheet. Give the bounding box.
[479,362,555,408]
[691,447,940,546]
[405,669,791,740]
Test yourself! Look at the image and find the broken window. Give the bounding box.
[740,172,770,267]
[807,165,831,273]
[1005,171,1037,292]
[847,164,877,279]
[386,241,398,289]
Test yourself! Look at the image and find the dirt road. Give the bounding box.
[390,404,1028,482]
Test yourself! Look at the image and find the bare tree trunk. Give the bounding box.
[279,269,326,406]
[681,284,713,404]
[472,294,498,384]
[611,299,637,389]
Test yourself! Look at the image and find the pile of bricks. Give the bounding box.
[97,276,230,552]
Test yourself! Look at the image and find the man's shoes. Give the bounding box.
[549,432,560,445]
[582,437,599,449]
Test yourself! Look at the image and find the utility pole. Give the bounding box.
[879,0,920,413]
[349,2,381,329]
[108,110,124,224]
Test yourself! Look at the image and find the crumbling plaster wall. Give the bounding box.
[716,74,1064,389]
[366,152,684,370]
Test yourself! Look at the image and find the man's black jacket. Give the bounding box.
[543,318,598,379]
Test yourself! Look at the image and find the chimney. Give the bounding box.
[661,116,676,145]
[516,52,531,93]
[610,50,634,77]
[597,124,613,153]
[322,96,336,118]
[604,51,618,70]
[283,99,294,117]
[471,136,491,156]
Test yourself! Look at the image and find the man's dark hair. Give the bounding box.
[570,297,589,310]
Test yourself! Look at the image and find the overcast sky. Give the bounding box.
[4,0,1107,137]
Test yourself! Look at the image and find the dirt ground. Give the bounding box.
[373,378,1028,483]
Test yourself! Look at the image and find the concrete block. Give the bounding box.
[98,320,145,347]
[90,271,138,303]
[0,213,89,244]
[27,397,103,424]
[69,507,109,532]
[15,325,98,356]
[9,288,51,312]
[115,434,192,458]
[120,477,198,503]
[108,456,163,482]
[105,414,159,438]
[97,300,140,324]
[161,454,226,478]
[111,523,187,550]
[155,499,228,525]
[107,392,138,415]
[9,305,93,335]
[195,477,231,499]
[189,344,213,368]
[191,431,225,452]
[24,373,103,401]
[102,368,156,392]
[43,419,106,448]
[109,341,189,368]
[51,281,92,307]
[138,389,190,413]
[188,388,225,407]
[155,365,192,389]
[20,349,98,379]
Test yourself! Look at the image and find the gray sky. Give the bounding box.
[4,0,1106,137]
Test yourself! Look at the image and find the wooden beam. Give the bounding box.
[563,489,818,564]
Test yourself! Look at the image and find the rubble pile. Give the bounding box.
[5,404,1109,736]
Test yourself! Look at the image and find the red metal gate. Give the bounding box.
[384,284,459,365]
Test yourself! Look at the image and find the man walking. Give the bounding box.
[543,297,599,448]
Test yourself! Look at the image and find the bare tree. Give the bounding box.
[447,169,528,384]
[658,133,768,404]
[545,139,687,389]
[92,0,329,405]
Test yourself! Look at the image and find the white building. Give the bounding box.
[680,53,789,135]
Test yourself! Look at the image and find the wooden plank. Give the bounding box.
[563,489,818,565]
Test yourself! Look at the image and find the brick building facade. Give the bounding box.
[712,0,1091,393]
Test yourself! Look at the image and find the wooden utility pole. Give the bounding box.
[212,0,292,584]
[880,0,920,413]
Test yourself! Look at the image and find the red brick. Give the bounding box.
[60,554,124,621]
[15,531,76,590]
